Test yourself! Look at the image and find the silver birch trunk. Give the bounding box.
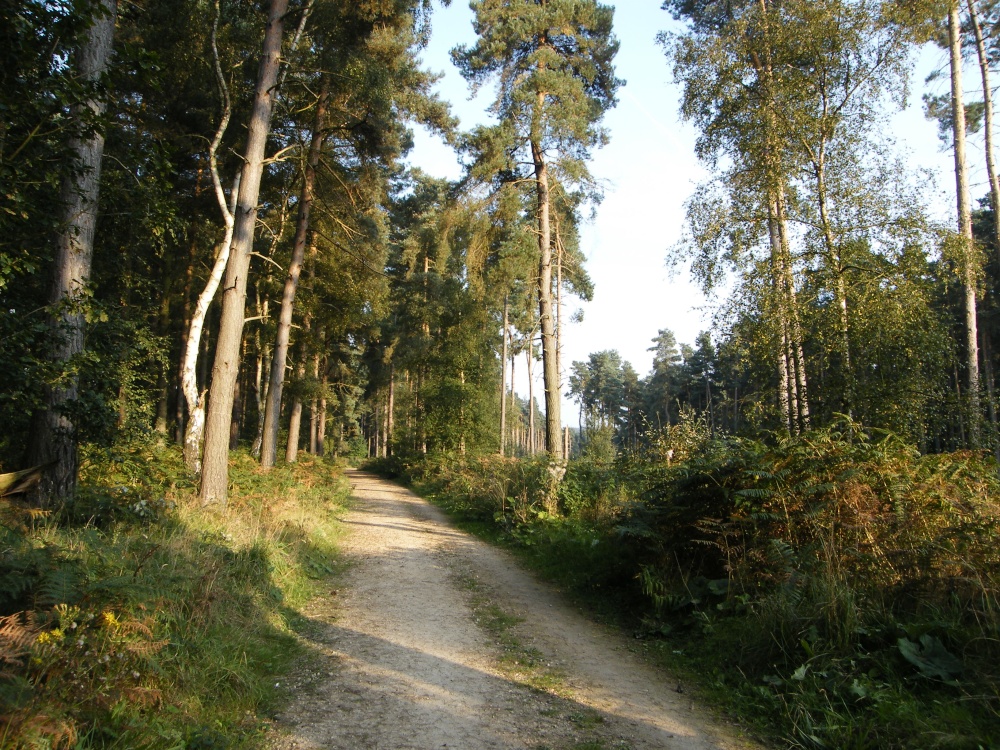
[768,203,794,433]
[776,189,810,430]
[180,0,237,474]
[200,0,288,504]
[30,0,117,504]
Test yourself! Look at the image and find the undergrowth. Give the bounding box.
[368,421,1000,749]
[0,441,348,749]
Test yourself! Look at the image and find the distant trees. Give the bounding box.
[453,0,621,467]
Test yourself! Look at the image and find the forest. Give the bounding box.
[2,0,1000,747]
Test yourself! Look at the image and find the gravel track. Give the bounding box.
[268,469,763,750]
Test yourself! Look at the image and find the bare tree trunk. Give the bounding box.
[251,295,270,457]
[309,342,321,455]
[317,375,327,457]
[261,78,329,467]
[387,363,395,457]
[510,347,516,453]
[229,338,244,450]
[556,229,563,393]
[201,0,289,505]
[286,355,305,463]
[29,0,117,504]
[181,173,238,473]
[154,286,172,434]
[776,191,810,431]
[968,0,1000,259]
[769,204,794,433]
[500,296,509,456]
[981,328,1000,468]
[532,135,563,467]
[526,342,536,455]
[180,1,240,474]
[950,1,982,447]
[459,369,467,456]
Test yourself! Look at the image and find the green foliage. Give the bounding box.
[381,423,1000,747]
[0,443,348,749]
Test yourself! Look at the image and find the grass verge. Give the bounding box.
[1,441,349,749]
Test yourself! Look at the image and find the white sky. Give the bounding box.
[405,1,979,422]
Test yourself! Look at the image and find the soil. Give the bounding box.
[266,469,765,750]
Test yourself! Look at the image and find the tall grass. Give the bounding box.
[0,441,348,749]
[374,424,1000,748]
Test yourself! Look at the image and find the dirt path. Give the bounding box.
[268,470,763,750]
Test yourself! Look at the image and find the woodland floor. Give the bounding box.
[265,469,764,750]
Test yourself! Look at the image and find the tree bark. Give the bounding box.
[387,363,395,457]
[500,296,509,456]
[285,355,305,463]
[532,136,563,466]
[180,1,239,474]
[181,172,239,473]
[950,1,982,447]
[200,0,289,505]
[968,0,1000,260]
[29,0,117,505]
[526,341,536,455]
[261,77,329,467]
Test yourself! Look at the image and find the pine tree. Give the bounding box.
[453,0,621,471]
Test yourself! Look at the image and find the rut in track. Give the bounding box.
[268,469,763,750]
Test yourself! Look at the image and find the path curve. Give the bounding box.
[269,469,763,750]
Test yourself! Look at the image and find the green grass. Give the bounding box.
[455,570,565,694]
[1,441,349,749]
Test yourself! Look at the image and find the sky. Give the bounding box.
[404,1,970,420]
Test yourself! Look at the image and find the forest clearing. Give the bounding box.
[4,0,1000,747]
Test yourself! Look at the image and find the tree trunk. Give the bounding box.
[261,77,329,467]
[526,342,535,455]
[285,356,305,463]
[181,173,239,473]
[500,296,509,456]
[251,294,270,458]
[309,342,321,455]
[229,341,243,450]
[776,191,810,431]
[317,382,327,458]
[200,0,289,505]
[510,347,516,453]
[181,2,239,473]
[768,202,795,434]
[813,145,853,418]
[532,136,564,466]
[968,0,1000,260]
[950,1,982,447]
[29,0,117,505]
[387,363,395,457]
